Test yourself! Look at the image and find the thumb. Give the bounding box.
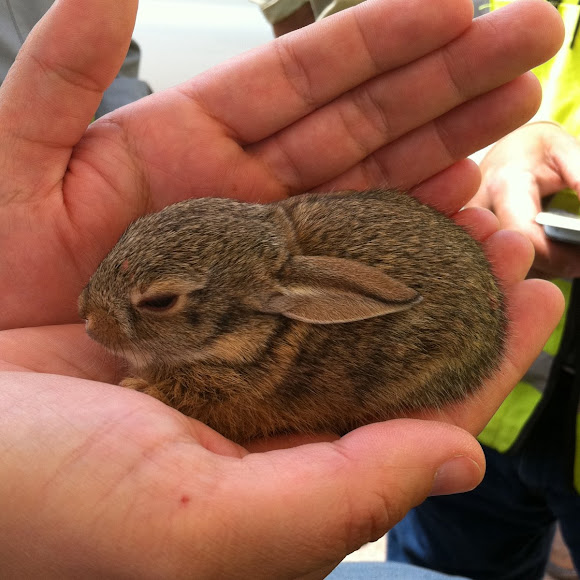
[220,419,484,579]
[0,0,138,200]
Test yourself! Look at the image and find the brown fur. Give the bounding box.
[79,190,506,444]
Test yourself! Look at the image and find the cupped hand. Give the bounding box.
[467,122,580,278]
[0,368,490,580]
[0,0,564,329]
[0,0,567,576]
[0,195,564,577]
[1,171,564,436]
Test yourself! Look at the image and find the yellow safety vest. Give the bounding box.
[479,0,580,492]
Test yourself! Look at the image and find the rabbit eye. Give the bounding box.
[137,294,179,312]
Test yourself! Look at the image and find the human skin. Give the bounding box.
[467,122,580,279]
[0,0,566,578]
[0,0,566,330]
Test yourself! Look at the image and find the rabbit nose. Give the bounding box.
[84,314,96,334]
[84,313,101,340]
[84,310,123,346]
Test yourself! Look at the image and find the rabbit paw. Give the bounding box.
[120,377,170,404]
[120,377,150,391]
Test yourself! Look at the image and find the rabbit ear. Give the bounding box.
[262,256,422,324]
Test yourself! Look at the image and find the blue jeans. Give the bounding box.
[328,562,470,579]
[388,366,580,580]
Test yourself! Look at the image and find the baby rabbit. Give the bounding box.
[79,189,506,443]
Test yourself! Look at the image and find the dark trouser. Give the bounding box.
[388,367,580,580]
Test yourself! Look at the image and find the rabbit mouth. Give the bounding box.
[118,341,212,371]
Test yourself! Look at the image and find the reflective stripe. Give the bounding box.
[533,2,580,135]
[547,189,580,216]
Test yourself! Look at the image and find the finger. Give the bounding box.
[0,325,124,383]
[326,73,541,194]
[215,420,484,578]
[408,157,482,215]
[0,0,137,200]
[452,207,500,243]
[477,278,563,430]
[482,229,535,286]
[186,0,474,143]
[491,163,543,229]
[249,1,562,195]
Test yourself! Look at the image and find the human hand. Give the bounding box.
[0,0,564,329]
[0,370,490,580]
[0,0,567,576]
[467,122,580,279]
[0,185,565,578]
[0,245,563,579]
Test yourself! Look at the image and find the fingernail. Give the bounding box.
[430,456,483,496]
